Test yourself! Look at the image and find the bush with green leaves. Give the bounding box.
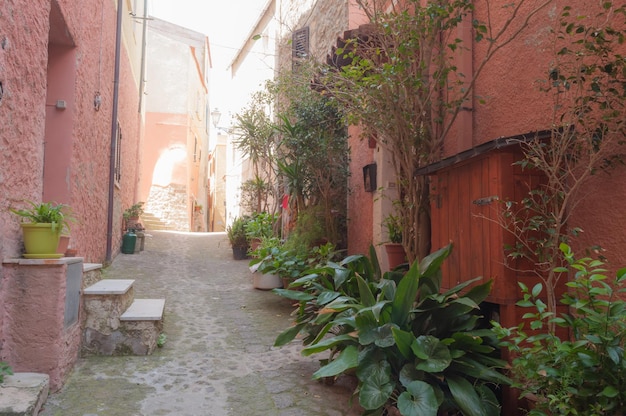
[251,241,339,285]
[494,243,626,415]
[274,244,509,416]
[0,362,12,383]
[226,216,250,249]
[244,212,277,240]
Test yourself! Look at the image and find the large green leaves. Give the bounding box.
[312,345,358,379]
[412,335,452,372]
[397,381,439,416]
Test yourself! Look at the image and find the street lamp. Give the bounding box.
[210,108,221,128]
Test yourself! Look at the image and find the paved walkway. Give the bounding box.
[41,231,362,416]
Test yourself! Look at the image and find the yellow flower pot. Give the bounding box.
[21,223,62,258]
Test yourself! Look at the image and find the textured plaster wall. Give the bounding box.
[1,262,82,392]
[0,0,142,263]
[0,0,143,380]
[0,0,50,260]
[469,0,626,268]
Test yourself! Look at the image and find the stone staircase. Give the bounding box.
[82,279,165,355]
[0,264,165,415]
[141,212,178,231]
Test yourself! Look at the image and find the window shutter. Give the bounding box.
[292,27,309,70]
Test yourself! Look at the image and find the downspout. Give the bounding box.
[138,0,148,113]
[106,0,123,263]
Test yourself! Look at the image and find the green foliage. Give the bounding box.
[0,362,12,383]
[250,240,339,284]
[11,200,74,233]
[226,216,250,248]
[274,244,509,415]
[384,214,403,244]
[240,177,274,215]
[283,206,328,252]
[244,212,278,240]
[122,202,144,220]
[501,2,626,317]
[157,333,167,348]
[494,243,626,415]
[270,68,349,247]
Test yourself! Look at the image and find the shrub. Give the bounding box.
[494,243,626,415]
[274,244,509,415]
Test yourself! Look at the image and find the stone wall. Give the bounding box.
[276,0,350,73]
[146,184,190,231]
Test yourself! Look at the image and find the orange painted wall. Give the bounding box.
[139,112,189,204]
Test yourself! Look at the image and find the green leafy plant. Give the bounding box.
[250,240,338,286]
[384,214,402,244]
[226,216,250,249]
[123,202,144,220]
[494,243,626,415]
[0,362,13,383]
[274,244,509,415]
[157,333,167,348]
[10,200,74,233]
[244,212,277,240]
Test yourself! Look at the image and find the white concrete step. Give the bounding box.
[121,299,165,321]
[84,279,134,295]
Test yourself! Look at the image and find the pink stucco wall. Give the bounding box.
[347,126,375,256]
[0,0,143,384]
[0,0,141,263]
[1,260,82,392]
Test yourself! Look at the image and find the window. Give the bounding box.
[292,27,309,71]
[194,135,198,163]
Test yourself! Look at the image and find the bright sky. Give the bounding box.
[150,0,269,121]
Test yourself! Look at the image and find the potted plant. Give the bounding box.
[227,216,249,260]
[383,214,406,269]
[244,212,277,251]
[123,202,144,230]
[10,200,74,258]
[248,237,284,289]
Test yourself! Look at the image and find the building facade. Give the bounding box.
[140,18,211,232]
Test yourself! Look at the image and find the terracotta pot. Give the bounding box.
[384,243,407,269]
[57,235,70,255]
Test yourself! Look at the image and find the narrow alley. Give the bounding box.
[40,231,361,416]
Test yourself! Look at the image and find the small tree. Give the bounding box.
[270,67,350,246]
[322,0,552,262]
[232,90,278,214]
[501,2,626,316]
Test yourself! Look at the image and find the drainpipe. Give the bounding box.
[106,0,123,263]
[138,0,148,113]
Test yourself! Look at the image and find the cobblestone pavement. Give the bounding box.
[41,231,362,416]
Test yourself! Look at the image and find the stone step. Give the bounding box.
[82,262,103,291]
[83,297,165,356]
[121,299,165,321]
[0,373,49,416]
[84,279,134,295]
